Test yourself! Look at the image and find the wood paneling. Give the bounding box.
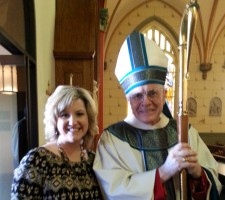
[54,0,99,91]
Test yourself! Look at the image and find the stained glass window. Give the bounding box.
[142,28,176,116]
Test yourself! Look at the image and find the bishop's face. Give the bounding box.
[127,84,166,125]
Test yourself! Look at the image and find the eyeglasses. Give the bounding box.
[129,89,162,103]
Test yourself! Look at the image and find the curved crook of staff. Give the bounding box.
[177,1,199,200]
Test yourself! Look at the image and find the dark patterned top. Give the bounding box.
[11,147,103,200]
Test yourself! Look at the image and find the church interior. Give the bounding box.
[0,0,225,198]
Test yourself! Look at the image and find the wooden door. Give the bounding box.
[54,0,99,92]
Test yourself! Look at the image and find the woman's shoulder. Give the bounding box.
[23,146,53,157]
[21,147,43,161]
[19,146,61,167]
[18,147,38,164]
[42,141,60,156]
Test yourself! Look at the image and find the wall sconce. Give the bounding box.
[0,65,18,94]
[0,55,24,95]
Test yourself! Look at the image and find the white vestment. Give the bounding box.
[93,114,222,200]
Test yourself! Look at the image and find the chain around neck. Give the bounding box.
[57,140,88,162]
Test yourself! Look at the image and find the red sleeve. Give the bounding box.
[154,169,166,200]
[189,169,210,200]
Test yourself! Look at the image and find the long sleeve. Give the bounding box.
[93,130,156,200]
[94,124,222,200]
[189,169,209,199]
[11,148,44,199]
[154,169,166,200]
[188,126,222,198]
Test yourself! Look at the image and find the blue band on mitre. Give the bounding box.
[120,66,167,94]
[127,32,148,70]
[115,31,168,94]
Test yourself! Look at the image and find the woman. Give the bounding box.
[11,85,103,199]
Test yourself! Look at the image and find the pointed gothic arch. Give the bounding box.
[136,18,179,116]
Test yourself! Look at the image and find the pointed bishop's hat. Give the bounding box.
[115,31,168,94]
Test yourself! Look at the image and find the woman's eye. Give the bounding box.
[59,113,69,118]
[76,112,84,116]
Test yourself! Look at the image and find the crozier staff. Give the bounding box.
[93,31,222,200]
[177,1,199,199]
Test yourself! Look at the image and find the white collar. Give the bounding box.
[124,113,169,130]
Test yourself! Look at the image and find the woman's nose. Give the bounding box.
[68,115,77,124]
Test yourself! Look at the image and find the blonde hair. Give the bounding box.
[43,85,98,149]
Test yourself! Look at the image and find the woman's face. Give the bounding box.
[127,84,166,125]
[56,98,89,144]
